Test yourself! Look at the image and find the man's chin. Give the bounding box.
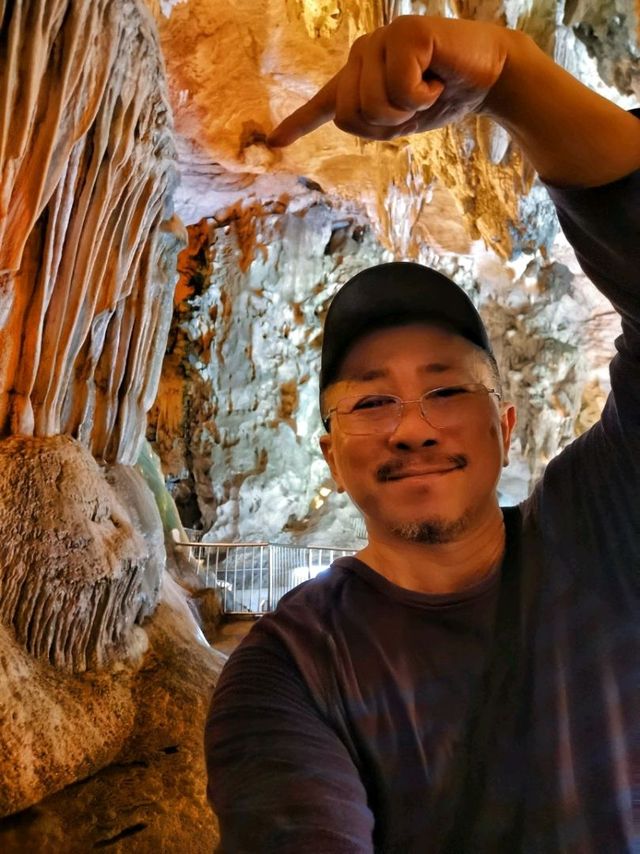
[389,511,472,545]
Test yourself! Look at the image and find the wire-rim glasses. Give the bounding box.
[323,383,501,435]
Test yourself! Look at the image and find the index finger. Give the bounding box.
[268,73,339,148]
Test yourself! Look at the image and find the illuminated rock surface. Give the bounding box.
[0,436,157,672]
[0,576,223,850]
[0,2,220,849]
[0,0,184,464]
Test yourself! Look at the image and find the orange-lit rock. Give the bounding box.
[0,0,185,463]
[0,3,220,846]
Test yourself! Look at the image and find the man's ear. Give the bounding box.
[319,433,345,493]
[500,403,517,467]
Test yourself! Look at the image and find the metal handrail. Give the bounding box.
[178,539,270,548]
[173,539,355,615]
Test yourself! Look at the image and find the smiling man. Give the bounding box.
[318,268,515,596]
[205,15,640,853]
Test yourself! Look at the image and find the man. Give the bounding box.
[205,16,640,853]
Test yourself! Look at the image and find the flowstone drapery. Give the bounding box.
[0,2,222,849]
[0,0,184,464]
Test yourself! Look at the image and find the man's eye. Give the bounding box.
[352,395,395,411]
[431,386,468,399]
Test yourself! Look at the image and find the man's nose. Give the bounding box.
[388,399,439,449]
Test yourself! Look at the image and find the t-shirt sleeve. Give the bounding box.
[545,138,640,352]
[205,632,375,854]
[536,130,640,581]
[546,159,640,438]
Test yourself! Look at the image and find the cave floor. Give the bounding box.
[211,617,259,658]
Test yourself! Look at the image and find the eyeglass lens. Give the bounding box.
[336,386,491,435]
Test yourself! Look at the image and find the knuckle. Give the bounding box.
[349,34,369,57]
[358,102,384,125]
[386,84,420,113]
[334,113,381,140]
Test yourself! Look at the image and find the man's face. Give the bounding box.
[319,323,516,545]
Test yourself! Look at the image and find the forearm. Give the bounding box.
[484,30,640,188]
[206,641,375,853]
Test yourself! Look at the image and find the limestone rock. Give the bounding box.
[150,0,635,259]
[565,0,640,97]
[0,0,184,464]
[0,621,137,818]
[0,435,157,672]
[106,462,166,620]
[0,576,225,848]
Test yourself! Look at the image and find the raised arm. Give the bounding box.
[268,16,640,188]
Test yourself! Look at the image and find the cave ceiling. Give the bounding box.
[148,0,638,257]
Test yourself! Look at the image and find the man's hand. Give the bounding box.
[268,16,511,147]
[269,14,640,188]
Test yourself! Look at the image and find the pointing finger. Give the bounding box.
[268,73,340,148]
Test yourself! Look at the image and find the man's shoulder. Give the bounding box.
[233,558,355,651]
[253,556,357,640]
[230,558,359,708]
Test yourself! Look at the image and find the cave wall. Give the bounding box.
[145,0,635,545]
[0,0,184,464]
[150,193,619,546]
[0,2,223,848]
[149,0,637,252]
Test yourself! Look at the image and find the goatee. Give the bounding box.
[390,511,472,544]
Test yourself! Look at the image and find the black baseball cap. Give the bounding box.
[320,261,492,393]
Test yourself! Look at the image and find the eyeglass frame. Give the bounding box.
[322,382,502,434]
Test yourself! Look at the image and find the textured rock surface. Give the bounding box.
[0,0,184,464]
[0,621,137,818]
[567,0,640,97]
[149,0,635,253]
[0,435,157,672]
[0,0,222,844]
[0,576,224,848]
[150,195,619,546]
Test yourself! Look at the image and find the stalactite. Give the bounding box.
[0,0,184,463]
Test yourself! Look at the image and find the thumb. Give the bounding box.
[416,71,445,109]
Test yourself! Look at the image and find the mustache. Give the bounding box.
[376,454,468,482]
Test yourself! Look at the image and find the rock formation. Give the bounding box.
[0,1,222,849]
[0,436,156,673]
[0,0,184,464]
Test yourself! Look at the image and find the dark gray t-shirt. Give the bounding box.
[206,140,640,852]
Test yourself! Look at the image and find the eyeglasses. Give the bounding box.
[323,383,501,435]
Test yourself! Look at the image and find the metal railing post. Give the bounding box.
[267,545,273,611]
